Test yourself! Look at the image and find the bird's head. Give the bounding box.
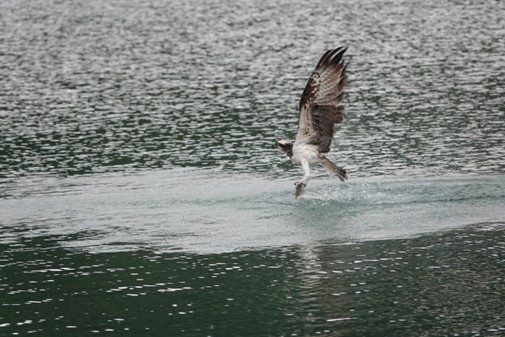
[275,140,293,158]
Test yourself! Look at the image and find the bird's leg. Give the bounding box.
[318,154,347,182]
[294,159,310,198]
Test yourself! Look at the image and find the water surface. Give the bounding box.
[1,0,504,336]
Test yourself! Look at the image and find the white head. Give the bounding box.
[275,139,293,158]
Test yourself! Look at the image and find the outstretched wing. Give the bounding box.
[295,47,349,153]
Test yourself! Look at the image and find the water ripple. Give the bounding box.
[1,0,504,179]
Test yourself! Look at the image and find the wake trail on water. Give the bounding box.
[1,169,504,253]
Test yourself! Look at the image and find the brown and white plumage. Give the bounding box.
[276,47,349,198]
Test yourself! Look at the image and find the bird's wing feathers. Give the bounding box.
[296,47,348,153]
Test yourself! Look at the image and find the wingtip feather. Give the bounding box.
[316,46,347,69]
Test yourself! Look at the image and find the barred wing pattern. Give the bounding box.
[296,47,349,153]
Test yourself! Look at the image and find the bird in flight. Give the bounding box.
[275,47,349,198]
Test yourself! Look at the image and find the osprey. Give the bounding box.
[276,47,349,198]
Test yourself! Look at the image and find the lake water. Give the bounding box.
[1,0,504,336]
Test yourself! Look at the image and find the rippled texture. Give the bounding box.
[1,0,504,178]
[1,224,504,336]
[1,0,505,336]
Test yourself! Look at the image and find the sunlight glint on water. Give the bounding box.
[0,0,504,336]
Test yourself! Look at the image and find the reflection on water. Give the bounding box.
[1,224,503,336]
[1,0,505,336]
[1,169,504,335]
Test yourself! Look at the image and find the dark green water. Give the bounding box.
[1,225,504,336]
[1,0,505,336]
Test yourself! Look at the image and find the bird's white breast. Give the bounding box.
[291,143,320,165]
